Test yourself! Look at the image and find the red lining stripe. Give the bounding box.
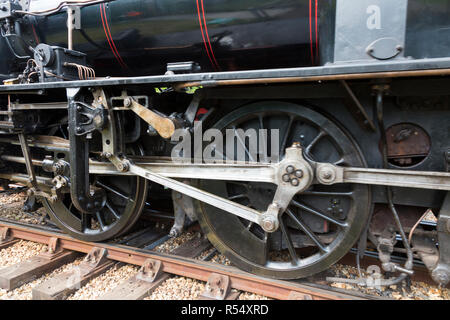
[200,0,220,70]
[315,0,319,61]
[196,0,216,70]
[100,3,127,69]
[31,25,40,44]
[309,0,314,65]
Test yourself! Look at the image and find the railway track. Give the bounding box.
[0,218,378,300]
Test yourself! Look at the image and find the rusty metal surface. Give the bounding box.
[200,273,233,300]
[0,220,371,300]
[386,123,431,163]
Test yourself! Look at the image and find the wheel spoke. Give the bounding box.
[280,115,294,154]
[305,130,327,160]
[286,208,328,253]
[279,217,298,265]
[228,193,248,201]
[334,158,346,166]
[105,201,120,220]
[258,114,265,130]
[232,125,255,162]
[81,213,90,231]
[290,200,348,228]
[95,181,128,201]
[95,211,106,231]
[246,221,254,231]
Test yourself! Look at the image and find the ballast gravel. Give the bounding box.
[0,257,84,300]
[67,264,139,300]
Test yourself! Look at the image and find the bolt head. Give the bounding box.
[262,219,274,232]
[286,165,295,174]
[319,167,335,183]
[294,169,303,178]
[291,178,299,186]
[124,97,132,107]
[282,174,290,182]
[261,216,278,232]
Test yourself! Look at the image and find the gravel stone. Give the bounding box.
[0,257,85,300]
[145,276,206,300]
[0,240,48,268]
[0,192,49,225]
[67,264,139,300]
[154,231,198,253]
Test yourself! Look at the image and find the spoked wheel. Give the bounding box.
[42,145,148,242]
[196,102,371,279]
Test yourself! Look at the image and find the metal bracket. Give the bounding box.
[431,193,450,286]
[40,237,65,260]
[136,259,163,283]
[0,227,10,242]
[170,186,197,237]
[72,101,107,137]
[82,247,109,275]
[68,88,106,213]
[201,273,231,300]
[0,227,18,249]
[183,91,204,125]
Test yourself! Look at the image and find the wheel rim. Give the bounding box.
[43,146,148,242]
[196,102,371,279]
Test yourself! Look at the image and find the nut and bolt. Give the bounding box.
[117,160,130,172]
[294,169,303,178]
[123,97,132,107]
[286,165,295,174]
[319,168,334,181]
[262,217,276,232]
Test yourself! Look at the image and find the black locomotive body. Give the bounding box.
[0,0,449,286]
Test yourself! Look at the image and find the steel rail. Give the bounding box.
[0,220,374,300]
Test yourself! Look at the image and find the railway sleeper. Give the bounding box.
[98,236,211,300]
[0,236,80,290]
[32,247,115,300]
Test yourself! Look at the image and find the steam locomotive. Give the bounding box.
[0,0,449,286]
